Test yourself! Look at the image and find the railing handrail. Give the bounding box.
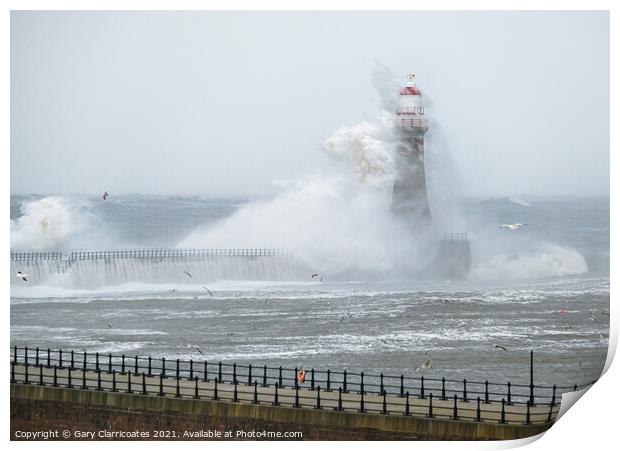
[9,346,595,407]
[10,248,292,262]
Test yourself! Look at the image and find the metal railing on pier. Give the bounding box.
[10,346,595,425]
[10,249,291,262]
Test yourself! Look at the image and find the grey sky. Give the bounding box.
[11,11,609,197]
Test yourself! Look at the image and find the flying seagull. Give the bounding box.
[195,347,205,355]
[102,191,109,200]
[203,287,213,296]
[415,353,433,372]
[380,339,388,345]
[492,343,507,351]
[499,223,527,230]
[15,271,29,282]
[184,270,192,278]
[311,273,320,279]
[106,323,112,329]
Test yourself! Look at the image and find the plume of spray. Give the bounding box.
[179,62,452,278]
[10,196,117,250]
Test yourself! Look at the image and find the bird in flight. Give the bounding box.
[499,223,527,230]
[103,192,110,200]
[106,323,113,329]
[311,273,320,279]
[203,287,213,296]
[492,343,507,351]
[415,353,433,372]
[15,271,29,282]
[195,347,205,355]
[184,270,192,278]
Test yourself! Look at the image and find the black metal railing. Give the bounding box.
[10,346,594,425]
[10,249,291,262]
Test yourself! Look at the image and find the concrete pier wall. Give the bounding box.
[11,384,552,441]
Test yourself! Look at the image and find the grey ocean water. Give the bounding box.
[10,195,610,390]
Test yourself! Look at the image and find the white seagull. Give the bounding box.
[415,352,433,372]
[15,271,30,282]
[499,223,527,230]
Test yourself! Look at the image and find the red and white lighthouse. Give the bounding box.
[391,74,431,223]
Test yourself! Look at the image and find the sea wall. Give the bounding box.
[11,384,551,441]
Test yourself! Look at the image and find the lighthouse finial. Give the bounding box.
[407,73,416,83]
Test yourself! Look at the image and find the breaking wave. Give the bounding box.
[471,243,588,280]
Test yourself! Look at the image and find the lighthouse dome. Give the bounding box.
[399,85,421,96]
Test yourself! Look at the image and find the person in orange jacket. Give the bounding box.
[297,367,306,384]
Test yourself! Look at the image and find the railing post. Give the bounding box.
[315,386,321,409]
[311,369,315,391]
[379,373,384,395]
[52,366,56,387]
[148,357,152,377]
[547,385,557,422]
[162,358,166,378]
[343,370,348,393]
[190,360,194,381]
[476,397,481,422]
[507,382,512,405]
[176,359,180,380]
[59,349,63,368]
[485,381,489,403]
[13,346,17,364]
[204,361,209,382]
[142,373,147,395]
[159,373,164,396]
[359,386,365,413]
[135,356,139,374]
[24,363,29,385]
[176,374,180,398]
[360,372,364,395]
[278,366,282,388]
[121,354,126,374]
[127,371,132,394]
[420,376,425,399]
[97,369,102,391]
[525,402,531,425]
[47,348,51,367]
[529,350,534,406]
[273,384,279,406]
[382,391,387,414]
[463,379,468,402]
[453,394,458,420]
[326,370,331,392]
[253,381,258,404]
[112,370,117,392]
[262,365,267,387]
[95,352,100,371]
[427,393,434,418]
[25,346,29,365]
[337,387,343,411]
[400,374,405,397]
[70,351,75,370]
[404,391,410,416]
[213,379,218,401]
[247,364,252,386]
[38,365,43,385]
[218,362,223,383]
[294,367,298,389]
[82,367,87,389]
[10,362,15,383]
[233,363,237,385]
[294,384,299,407]
[234,379,238,402]
[441,378,446,400]
[500,399,506,424]
[35,347,40,366]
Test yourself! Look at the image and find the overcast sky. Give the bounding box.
[11,11,609,197]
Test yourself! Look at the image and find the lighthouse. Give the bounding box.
[391,74,431,224]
